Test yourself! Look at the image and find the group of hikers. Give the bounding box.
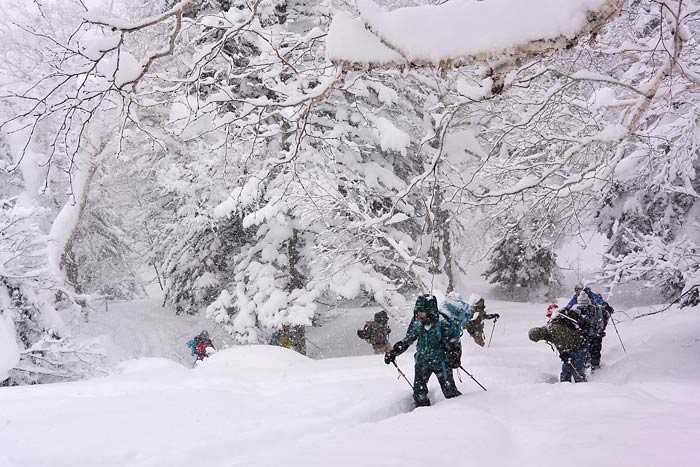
[356,295,500,355]
[357,292,499,407]
[187,324,307,365]
[356,284,614,407]
[187,282,614,408]
[529,283,614,383]
[269,324,307,355]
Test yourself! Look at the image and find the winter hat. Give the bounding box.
[472,297,485,312]
[546,304,559,318]
[414,294,438,322]
[574,282,585,292]
[577,291,591,306]
[374,311,388,324]
[468,293,483,306]
[528,327,550,342]
[414,294,436,312]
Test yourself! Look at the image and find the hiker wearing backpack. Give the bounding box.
[187,330,215,362]
[529,295,590,382]
[270,324,307,355]
[563,283,614,370]
[571,291,606,370]
[270,324,293,349]
[384,294,462,407]
[464,297,500,347]
[357,311,391,354]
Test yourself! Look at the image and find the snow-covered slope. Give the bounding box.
[2,301,699,467]
[74,299,232,366]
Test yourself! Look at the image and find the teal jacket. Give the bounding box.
[396,319,460,370]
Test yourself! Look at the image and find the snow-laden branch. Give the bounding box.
[83,0,197,32]
[328,0,623,69]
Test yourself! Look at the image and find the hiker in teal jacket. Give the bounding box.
[385,294,462,407]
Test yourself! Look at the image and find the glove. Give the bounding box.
[447,346,462,369]
[490,313,500,321]
[393,341,408,354]
[604,304,614,315]
[384,351,396,365]
[559,351,571,362]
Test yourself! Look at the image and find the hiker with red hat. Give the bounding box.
[529,292,592,383]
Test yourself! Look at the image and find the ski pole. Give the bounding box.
[392,361,413,389]
[568,359,586,382]
[487,318,497,347]
[608,312,627,353]
[459,365,487,391]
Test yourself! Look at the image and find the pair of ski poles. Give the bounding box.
[390,360,487,392]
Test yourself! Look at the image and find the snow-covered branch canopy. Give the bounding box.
[327,0,623,69]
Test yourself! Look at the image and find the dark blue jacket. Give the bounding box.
[565,287,606,309]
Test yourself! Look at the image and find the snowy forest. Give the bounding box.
[1,0,699,384]
[2,1,700,466]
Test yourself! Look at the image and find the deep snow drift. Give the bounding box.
[1,300,699,467]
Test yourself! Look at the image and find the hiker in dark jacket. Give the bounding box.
[465,297,500,347]
[357,311,392,354]
[529,302,589,383]
[385,294,462,407]
[563,283,613,370]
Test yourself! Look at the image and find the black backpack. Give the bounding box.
[365,321,390,346]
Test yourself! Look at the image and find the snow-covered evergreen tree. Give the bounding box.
[482,225,561,300]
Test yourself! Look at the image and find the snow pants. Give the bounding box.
[413,362,462,407]
[588,333,605,369]
[560,343,588,383]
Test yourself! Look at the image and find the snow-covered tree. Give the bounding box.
[482,224,561,300]
[5,0,700,353]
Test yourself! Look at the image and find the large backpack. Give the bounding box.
[442,298,473,332]
[195,342,210,359]
[366,321,389,347]
[437,317,463,369]
[579,304,605,337]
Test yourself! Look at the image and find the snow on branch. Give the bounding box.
[81,0,200,90]
[328,0,623,69]
[83,0,196,32]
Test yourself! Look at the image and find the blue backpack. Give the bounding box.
[442,298,473,334]
[438,300,470,369]
[186,339,197,356]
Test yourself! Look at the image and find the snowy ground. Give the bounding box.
[73,299,232,366]
[1,300,699,467]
